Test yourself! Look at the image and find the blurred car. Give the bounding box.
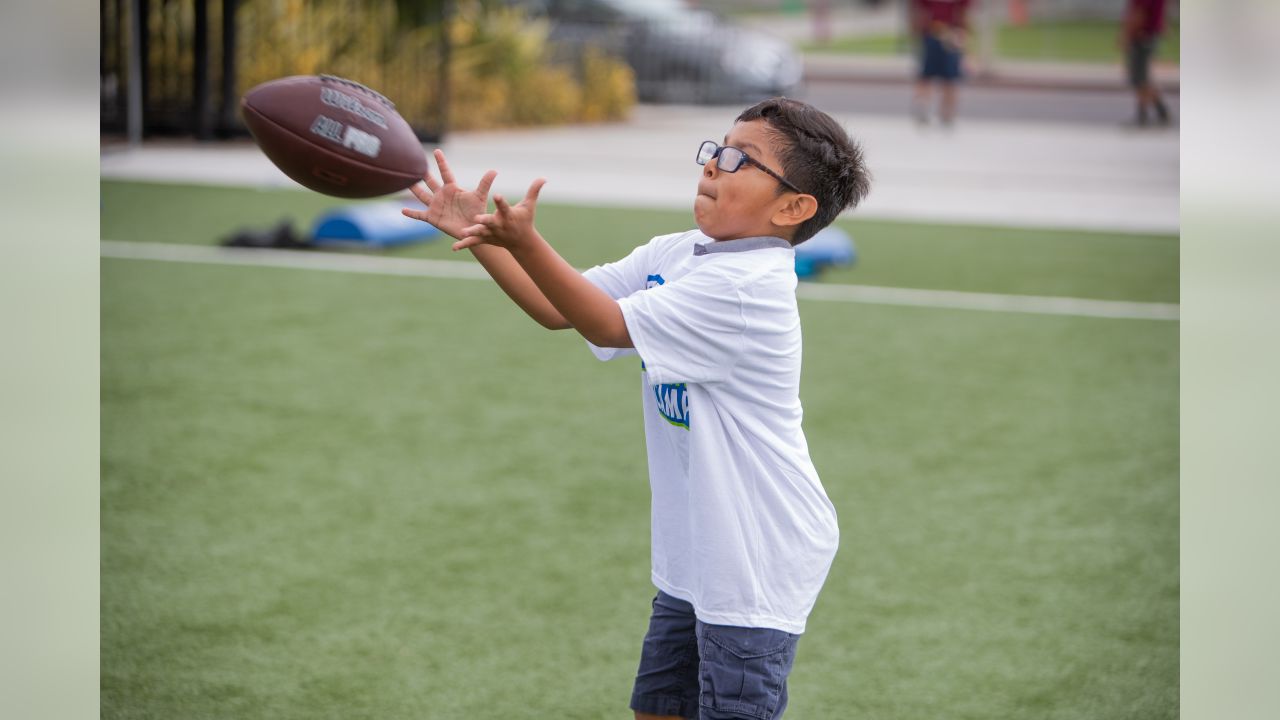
[515,0,802,104]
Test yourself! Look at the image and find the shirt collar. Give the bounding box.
[692,236,792,256]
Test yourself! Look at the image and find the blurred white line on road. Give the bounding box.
[101,240,1178,322]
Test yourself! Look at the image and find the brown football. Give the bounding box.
[241,75,428,198]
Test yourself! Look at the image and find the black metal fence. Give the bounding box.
[101,0,451,142]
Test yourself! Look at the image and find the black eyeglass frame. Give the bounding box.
[696,140,805,195]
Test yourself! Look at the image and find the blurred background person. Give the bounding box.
[1121,0,1172,126]
[911,0,971,126]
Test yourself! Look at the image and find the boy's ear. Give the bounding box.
[771,193,819,229]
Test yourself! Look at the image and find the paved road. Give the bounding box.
[798,78,1181,127]
[101,103,1179,234]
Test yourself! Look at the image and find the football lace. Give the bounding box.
[318,74,395,110]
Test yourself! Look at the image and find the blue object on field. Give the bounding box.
[311,201,441,248]
[794,226,856,279]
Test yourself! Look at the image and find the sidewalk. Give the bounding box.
[100,104,1179,235]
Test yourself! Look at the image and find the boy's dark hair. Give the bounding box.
[736,97,870,245]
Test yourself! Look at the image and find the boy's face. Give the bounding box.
[694,119,802,242]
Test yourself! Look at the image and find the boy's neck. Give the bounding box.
[710,230,794,245]
[695,236,794,255]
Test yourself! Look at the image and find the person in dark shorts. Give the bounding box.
[911,0,971,126]
[402,97,871,719]
[1121,0,1172,126]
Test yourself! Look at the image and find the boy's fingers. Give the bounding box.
[418,150,442,192]
[452,235,487,252]
[434,148,456,185]
[410,181,433,204]
[474,170,497,198]
[525,178,547,204]
[494,194,511,214]
[401,207,427,222]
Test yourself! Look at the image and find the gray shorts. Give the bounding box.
[1127,38,1158,88]
[630,591,801,720]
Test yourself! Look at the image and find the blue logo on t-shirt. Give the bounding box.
[653,382,689,429]
[640,274,686,428]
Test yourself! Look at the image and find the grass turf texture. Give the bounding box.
[102,182,1177,718]
[101,180,1178,303]
[803,21,1181,65]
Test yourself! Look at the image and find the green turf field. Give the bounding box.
[101,180,1178,719]
[101,180,1178,303]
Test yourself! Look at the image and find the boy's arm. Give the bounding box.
[1120,0,1144,46]
[457,182,633,349]
[401,150,569,330]
[909,0,924,35]
[468,245,571,330]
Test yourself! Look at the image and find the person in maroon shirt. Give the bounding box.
[911,0,971,126]
[1121,0,1172,125]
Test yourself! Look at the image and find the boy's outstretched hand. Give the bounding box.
[401,148,496,241]
[453,178,548,254]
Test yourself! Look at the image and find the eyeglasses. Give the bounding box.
[696,140,804,194]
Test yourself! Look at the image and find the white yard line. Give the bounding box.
[100,240,492,280]
[794,282,1179,321]
[101,240,1178,322]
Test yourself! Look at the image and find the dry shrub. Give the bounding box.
[233,0,635,133]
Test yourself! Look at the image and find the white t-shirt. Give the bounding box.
[583,229,839,634]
